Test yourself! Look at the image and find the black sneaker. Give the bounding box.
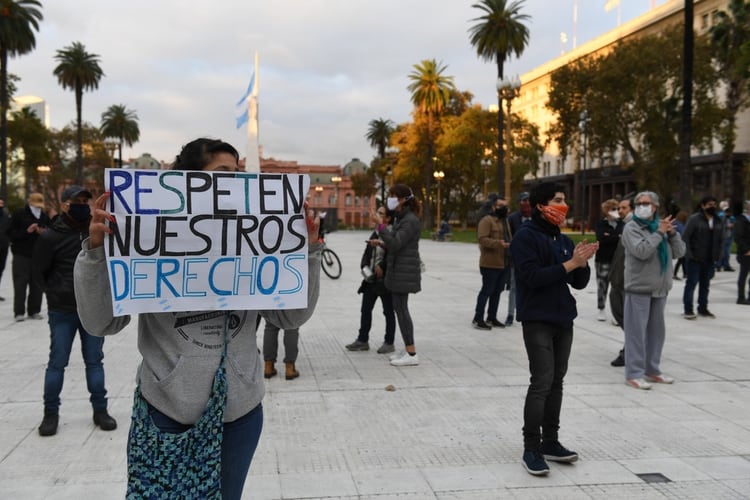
[345,340,370,351]
[698,309,716,318]
[541,441,578,463]
[610,349,625,367]
[522,449,550,476]
[93,410,117,431]
[505,315,513,327]
[38,413,59,436]
[487,318,505,328]
[472,319,492,330]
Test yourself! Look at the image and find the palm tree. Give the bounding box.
[710,0,750,201]
[101,104,140,167]
[469,0,530,196]
[365,117,394,204]
[0,0,43,198]
[407,59,455,227]
[53,41,104,184]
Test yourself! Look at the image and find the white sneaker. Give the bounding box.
[597,309,607,322]
[389,350,405,361]
[390,351,419,366]
[14,315,25,322]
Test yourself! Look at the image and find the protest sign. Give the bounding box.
[103,168,310,316]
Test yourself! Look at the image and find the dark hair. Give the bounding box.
[699,195,717,206]
[390,183,421,216]
[529,181,566,207]
[171,138,240,171]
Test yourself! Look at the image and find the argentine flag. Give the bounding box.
[235,72,255,129]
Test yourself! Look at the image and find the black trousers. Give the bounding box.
[522,321,573,451]
[12,254,43,317]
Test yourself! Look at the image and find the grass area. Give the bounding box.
[422,228,595,244]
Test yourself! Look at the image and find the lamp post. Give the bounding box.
[433,170,445,232]
[37,165,51,197]
[104,139,118,168]
[497,76,521,201]
[314,185,323,207]
[482,148,492,199]
[579,110,590,235]
[331,175,342,227]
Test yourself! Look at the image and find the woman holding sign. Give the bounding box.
[372,183,422,366]
[74,138,321,500]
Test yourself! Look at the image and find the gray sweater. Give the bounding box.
[622,219,685,297]
[74,241,321,425]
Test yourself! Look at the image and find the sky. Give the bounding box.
[11,0,667,168]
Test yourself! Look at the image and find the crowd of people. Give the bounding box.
[5,137,749,492]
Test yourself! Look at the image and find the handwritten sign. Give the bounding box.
[103,169,310,316]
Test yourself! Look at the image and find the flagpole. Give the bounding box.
[245,52,261,173]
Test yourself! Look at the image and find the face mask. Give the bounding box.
[608,210,619,220]
[495,206,508,218]
[634,204,653,219]
[539,204,568,226]
[30,206,42,219]
[68,203,91,222]
[386,197,400,211]
[704,206,716,217]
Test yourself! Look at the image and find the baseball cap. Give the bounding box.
[518,192,530,201]
[61,185,93,202]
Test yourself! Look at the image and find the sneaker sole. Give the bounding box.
[522,463,550,476]
[543,454,578,463]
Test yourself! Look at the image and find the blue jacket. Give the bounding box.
[510,215,590,326]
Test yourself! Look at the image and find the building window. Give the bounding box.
[345,193,352,206]
[556,158,563,175]
[701,13,710,30]
[328,195,335,205]
[354,196,360,207]
[363,196,369,207]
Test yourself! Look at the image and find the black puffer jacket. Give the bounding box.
[32,215,88,313]
[379,207,421,294]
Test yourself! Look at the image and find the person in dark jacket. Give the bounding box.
[373,184,421,367]
[505,191,532,327]
[594,199,624,322]
[7,192,50,321]
[346,207,396,353]
[509,181,598,476]
[681,195,723,319]
[608,198,633,367]
[734,200,750,305]
[33,186,117,437]
[0,197,10,301]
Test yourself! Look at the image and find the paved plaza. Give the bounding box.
[1,229,749,499]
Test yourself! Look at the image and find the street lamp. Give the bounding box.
[433,170,445,232]
[496,76,521,200]
[579,110,590,235]
[331,175,342,226]
[482,148,493,199]
[37,165,51,196]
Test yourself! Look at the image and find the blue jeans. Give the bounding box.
[474,267,507,322]
[683,259,714,313]
[43,310,107,413]
[147,402,264,500]
[521,321,573,451]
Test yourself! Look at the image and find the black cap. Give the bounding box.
[61,185,93,202]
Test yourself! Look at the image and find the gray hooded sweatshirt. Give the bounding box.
[74,241,321,425]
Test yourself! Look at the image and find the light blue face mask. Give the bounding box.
[386,197,399,210]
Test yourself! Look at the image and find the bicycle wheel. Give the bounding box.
[320,248,342,279]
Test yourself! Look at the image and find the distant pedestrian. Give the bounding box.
[682,195,723,319]
[716,200,735,272]
[472,196,510,330]
[594,199,624,322]
[510,181,598,477]
[33,186,117,436]
[7,192,50,321]
[506,191,532,326]
[734,200,750,305]
[372,184,422,367]
[0,197,10,301]
[622,191,685,390]
[345,207,397,354]
[608,197,633,367]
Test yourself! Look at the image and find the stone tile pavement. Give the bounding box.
[1,230,749,499]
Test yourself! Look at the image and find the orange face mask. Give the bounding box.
[539,204,568,226]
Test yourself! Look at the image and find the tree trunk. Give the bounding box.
[0,50,8,200]
[678,0,694,210]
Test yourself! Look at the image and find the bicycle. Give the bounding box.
[318,230,342,279]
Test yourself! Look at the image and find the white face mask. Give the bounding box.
[608,210,619,220]
[386,197,400,211]
[30,206,42,219]
[634,204,653,219]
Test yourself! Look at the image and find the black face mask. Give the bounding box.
[704,206,717,217]
[68,203,91,222]
[495,206,508,218]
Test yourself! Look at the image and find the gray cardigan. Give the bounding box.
[379,207,421,294]
[622,219,685,297]
[74,241,321,425]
